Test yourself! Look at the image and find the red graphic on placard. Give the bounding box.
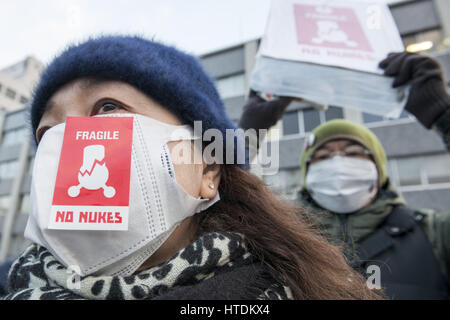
[293,4,373,52]
[52,117,133,207]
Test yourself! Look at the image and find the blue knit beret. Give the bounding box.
[31,35,242,163]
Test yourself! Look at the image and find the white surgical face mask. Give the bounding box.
[305,156,378,214]
[25,113,220,276]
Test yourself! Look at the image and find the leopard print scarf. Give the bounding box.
[2,232,293,300]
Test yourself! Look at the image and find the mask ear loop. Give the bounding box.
[165,128,221,209]
[135,115,221,211]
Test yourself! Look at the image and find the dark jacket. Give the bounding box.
[298,180,450,299]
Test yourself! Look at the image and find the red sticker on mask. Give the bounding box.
[49,116,133,231]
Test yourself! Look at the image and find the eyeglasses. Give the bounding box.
[309,144,372,163]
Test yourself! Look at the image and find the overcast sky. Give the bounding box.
[0,0,402,69]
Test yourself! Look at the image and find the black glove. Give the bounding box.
[379,51,450,128]
[239,90,294,131]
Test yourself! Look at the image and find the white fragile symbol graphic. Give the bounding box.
[312,20,357,47]
[68,145,116,198]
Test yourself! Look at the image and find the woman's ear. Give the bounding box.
[199,164,221,199]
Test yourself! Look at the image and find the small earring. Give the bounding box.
[208,183,215,190]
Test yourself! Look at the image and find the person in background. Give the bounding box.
[2,35,381,300]
[239,52,450,299]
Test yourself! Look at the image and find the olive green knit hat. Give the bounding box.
[300,119,388,187]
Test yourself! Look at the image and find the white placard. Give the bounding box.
[260,0,404,74]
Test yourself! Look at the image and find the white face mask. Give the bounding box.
[25,113,220,276]
[305,156,378,214]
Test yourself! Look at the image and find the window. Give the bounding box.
[0,160,19,180]
[389,154,450,187]
[397,157,422,186]
[363,109,412,124]
[5,88,16,100]
[281,106,344,137]
[402,28,444,53]
[20,96,29,104]
[215,73,246,99]
[422,154,450,184]
[1,127,29,146]
[325,106,344,121]
[0,195,11,214]
[282,112,300,135]
[402,34,417,48]
[363,113,384,124]
[303,109,321,133]
[5,110,26,125]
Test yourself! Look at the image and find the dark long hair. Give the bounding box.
[193,165,382,300]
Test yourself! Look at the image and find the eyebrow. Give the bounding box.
[45,99,56,113]
[78,77,107,91]
[316,141,361,152]
[43,77,108,115]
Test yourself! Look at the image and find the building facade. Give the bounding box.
[0,56,43,111]
[0,0,449,261]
